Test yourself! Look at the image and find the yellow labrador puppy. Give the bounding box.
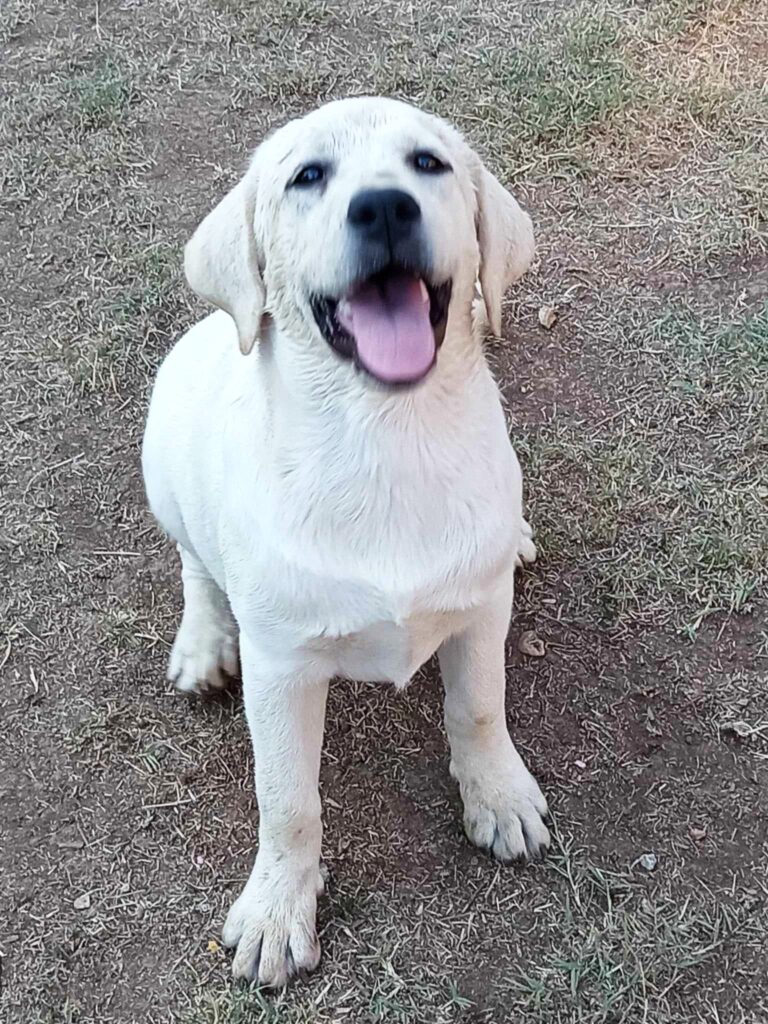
[143,96,547,987]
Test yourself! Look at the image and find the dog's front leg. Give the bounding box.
[438,577,550,863]
[223,634,328,987]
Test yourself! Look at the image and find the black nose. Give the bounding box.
[347,188,421,245]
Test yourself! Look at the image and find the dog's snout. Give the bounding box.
[347,189,421,244]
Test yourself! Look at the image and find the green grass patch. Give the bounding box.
[514,828,760,1023]
[68,63,135,130]
[488,8,635,146]
[522,302,768,632]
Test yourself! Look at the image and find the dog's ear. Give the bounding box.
[474,164,535,337]
[184,168,266,355]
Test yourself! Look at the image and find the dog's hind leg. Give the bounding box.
[167,545,240,694]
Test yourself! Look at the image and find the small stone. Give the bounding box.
[574,759,587,770]
[538,304,558,330]
[690,826,707,841]
[638,853,657,872]
[73,893,91,910]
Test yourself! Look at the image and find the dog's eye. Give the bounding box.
[412,151,450,174]
[291,164,325,187]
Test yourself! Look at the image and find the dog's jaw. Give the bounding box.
[310,269,452,388]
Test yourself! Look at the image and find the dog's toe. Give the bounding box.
[224,871,322,988]
[515,517,538,567]
[459,762,550,864]
[167,620,239,695]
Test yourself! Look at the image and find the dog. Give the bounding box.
[142,96,548,987]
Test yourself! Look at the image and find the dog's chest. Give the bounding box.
[232,551,501,685]
[227,480,515,684]
[224,379,521,682]
[319,606,470,686]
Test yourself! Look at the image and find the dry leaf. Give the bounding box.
[690,826,707,841]
[518,630,545,657]
[538,304,558,329]
[207,939,220,954]
[721,720,752,738]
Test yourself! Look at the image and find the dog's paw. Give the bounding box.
[167,613,239,694]
[222,865,324,987]
[453,757,550,863]
[515,516,537,568]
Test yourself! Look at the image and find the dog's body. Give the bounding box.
[143,97,548,987]
[145,308,526,686]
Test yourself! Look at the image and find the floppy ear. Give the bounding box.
[184,168,266,355]
[474,166,535,336]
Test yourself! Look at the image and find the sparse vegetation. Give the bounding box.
[69,63,135,131]
[518,302,768,632]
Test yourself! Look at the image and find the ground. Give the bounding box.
[1,1,767,1022]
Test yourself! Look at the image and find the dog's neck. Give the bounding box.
[251,302,496,449]
[225,302,515,586]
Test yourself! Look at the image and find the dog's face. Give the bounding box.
[185,97,534,387]
[259,103,473,385]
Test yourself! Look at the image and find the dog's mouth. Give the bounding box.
[310,267,452,386]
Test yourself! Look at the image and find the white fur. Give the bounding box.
[142,96,546,988]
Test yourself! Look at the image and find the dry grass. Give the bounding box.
[2,0,766,1022]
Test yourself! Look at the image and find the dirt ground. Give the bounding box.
[1,1,767,1022]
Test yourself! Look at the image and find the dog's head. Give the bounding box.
[185,97,534,386]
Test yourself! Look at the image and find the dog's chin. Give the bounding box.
[309,266,452,389]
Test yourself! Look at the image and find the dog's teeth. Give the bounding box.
[419,280,429,303]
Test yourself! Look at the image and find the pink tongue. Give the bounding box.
[337,272,434,384]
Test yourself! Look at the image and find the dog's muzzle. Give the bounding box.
[310,188,452,387]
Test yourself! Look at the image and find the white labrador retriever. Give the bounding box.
[142,96,548,987]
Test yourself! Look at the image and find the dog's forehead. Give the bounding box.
[266,98,448,164]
